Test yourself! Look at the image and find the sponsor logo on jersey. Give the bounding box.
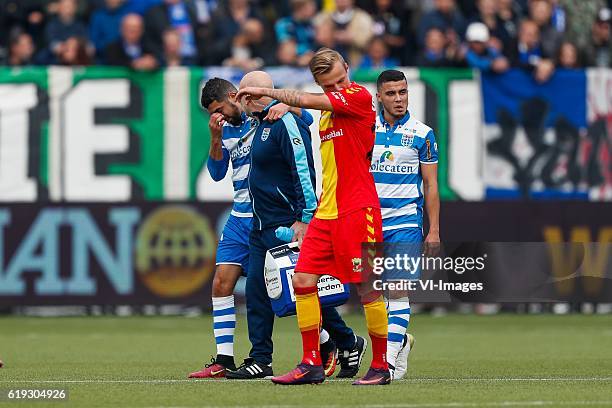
[370,160,418,174]
[380,151,394,163]
[321,128,344,142]
[330,91,347,105]
[230,144,251,160]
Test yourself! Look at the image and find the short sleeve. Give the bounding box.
[325,84,374,119]
[419,130,439,164]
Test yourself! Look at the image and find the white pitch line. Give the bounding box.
[1,378,612,384]
[141,402,612,408]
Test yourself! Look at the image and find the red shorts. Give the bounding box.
[296,207,383,284]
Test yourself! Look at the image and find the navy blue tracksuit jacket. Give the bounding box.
[248,104,317,230]
[245,101,355,365]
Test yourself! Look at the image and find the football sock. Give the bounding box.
[363,295,389,370]
[295,285,322,366]
[212,295,236,362]
[387,297,411,367]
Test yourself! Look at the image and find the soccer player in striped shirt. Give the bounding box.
[188,78,316,378]
[371,69,440,379]
[237,48,390,385]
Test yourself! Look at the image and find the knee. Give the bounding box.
[356,283,382,304]
[292,272,318,289]
[212,273,235,297]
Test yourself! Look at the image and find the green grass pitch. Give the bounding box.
[1,313,611,407]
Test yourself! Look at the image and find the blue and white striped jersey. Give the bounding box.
[370,110,438,231]
[207,112,256,218]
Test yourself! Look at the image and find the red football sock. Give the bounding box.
[294,285,322,366]
[363,296,389,371]
[369,333,388,370]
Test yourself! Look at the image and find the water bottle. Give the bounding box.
[275,226,294,243]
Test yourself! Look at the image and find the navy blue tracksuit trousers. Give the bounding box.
[246,226,355,365]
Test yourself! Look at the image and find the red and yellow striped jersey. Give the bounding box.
[316,82,379,219]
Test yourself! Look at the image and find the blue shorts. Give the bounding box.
[382,227,423,281]
[383,227,423,243]
[216,215,252,275]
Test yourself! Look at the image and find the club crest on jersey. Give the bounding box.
[401,134,414,147]
[352,258,363,273]
[261,128,271,141]
[380,151,394,163]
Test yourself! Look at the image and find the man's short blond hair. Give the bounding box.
[309,47,346,79]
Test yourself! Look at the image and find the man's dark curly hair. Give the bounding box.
[200,78,237,109]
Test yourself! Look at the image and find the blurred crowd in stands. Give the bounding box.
[2,0,612,81]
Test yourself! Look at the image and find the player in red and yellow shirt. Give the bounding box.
[236,48,389,386]
[317,82,378,220]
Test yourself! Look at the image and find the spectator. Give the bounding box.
[314,0,374,66]
[417,0,467,48]
[7,28,35,66]
[275,0,317,66]
[190,0,219,24]
[470,0,511,52]
[90,0,129,59]
[314,14,336,49]
[222,18,275,70]
[46,0,90,20]
[45,0,89,59]
[161,28,188,66]
[417,27,460,67]
[106,13,159,70]
[463,22,509,73]
[257,0,290,21]
[455,0,479,19]
[55,36,92,65]
[557,40,581,68]
[144,0,205,65]
[206,0,267,65]
[558,0,606,48]
[358,36,398,68]
[0,0,26,53]
[25,2,48,50]
[497,0,521,43]
[369,0,411,65]
[507,19,555,82]
[529,0,563,58]
[549,0,566,33]
[584,7,612,67]
[0,0,48,53]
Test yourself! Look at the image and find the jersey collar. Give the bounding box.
[252,99,280,122]
[379,110,410,129]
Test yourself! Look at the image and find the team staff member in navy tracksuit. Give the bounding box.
[227,71,366,380]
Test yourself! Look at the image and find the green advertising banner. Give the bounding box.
[0,66,210,202]
[0,66,476,203]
